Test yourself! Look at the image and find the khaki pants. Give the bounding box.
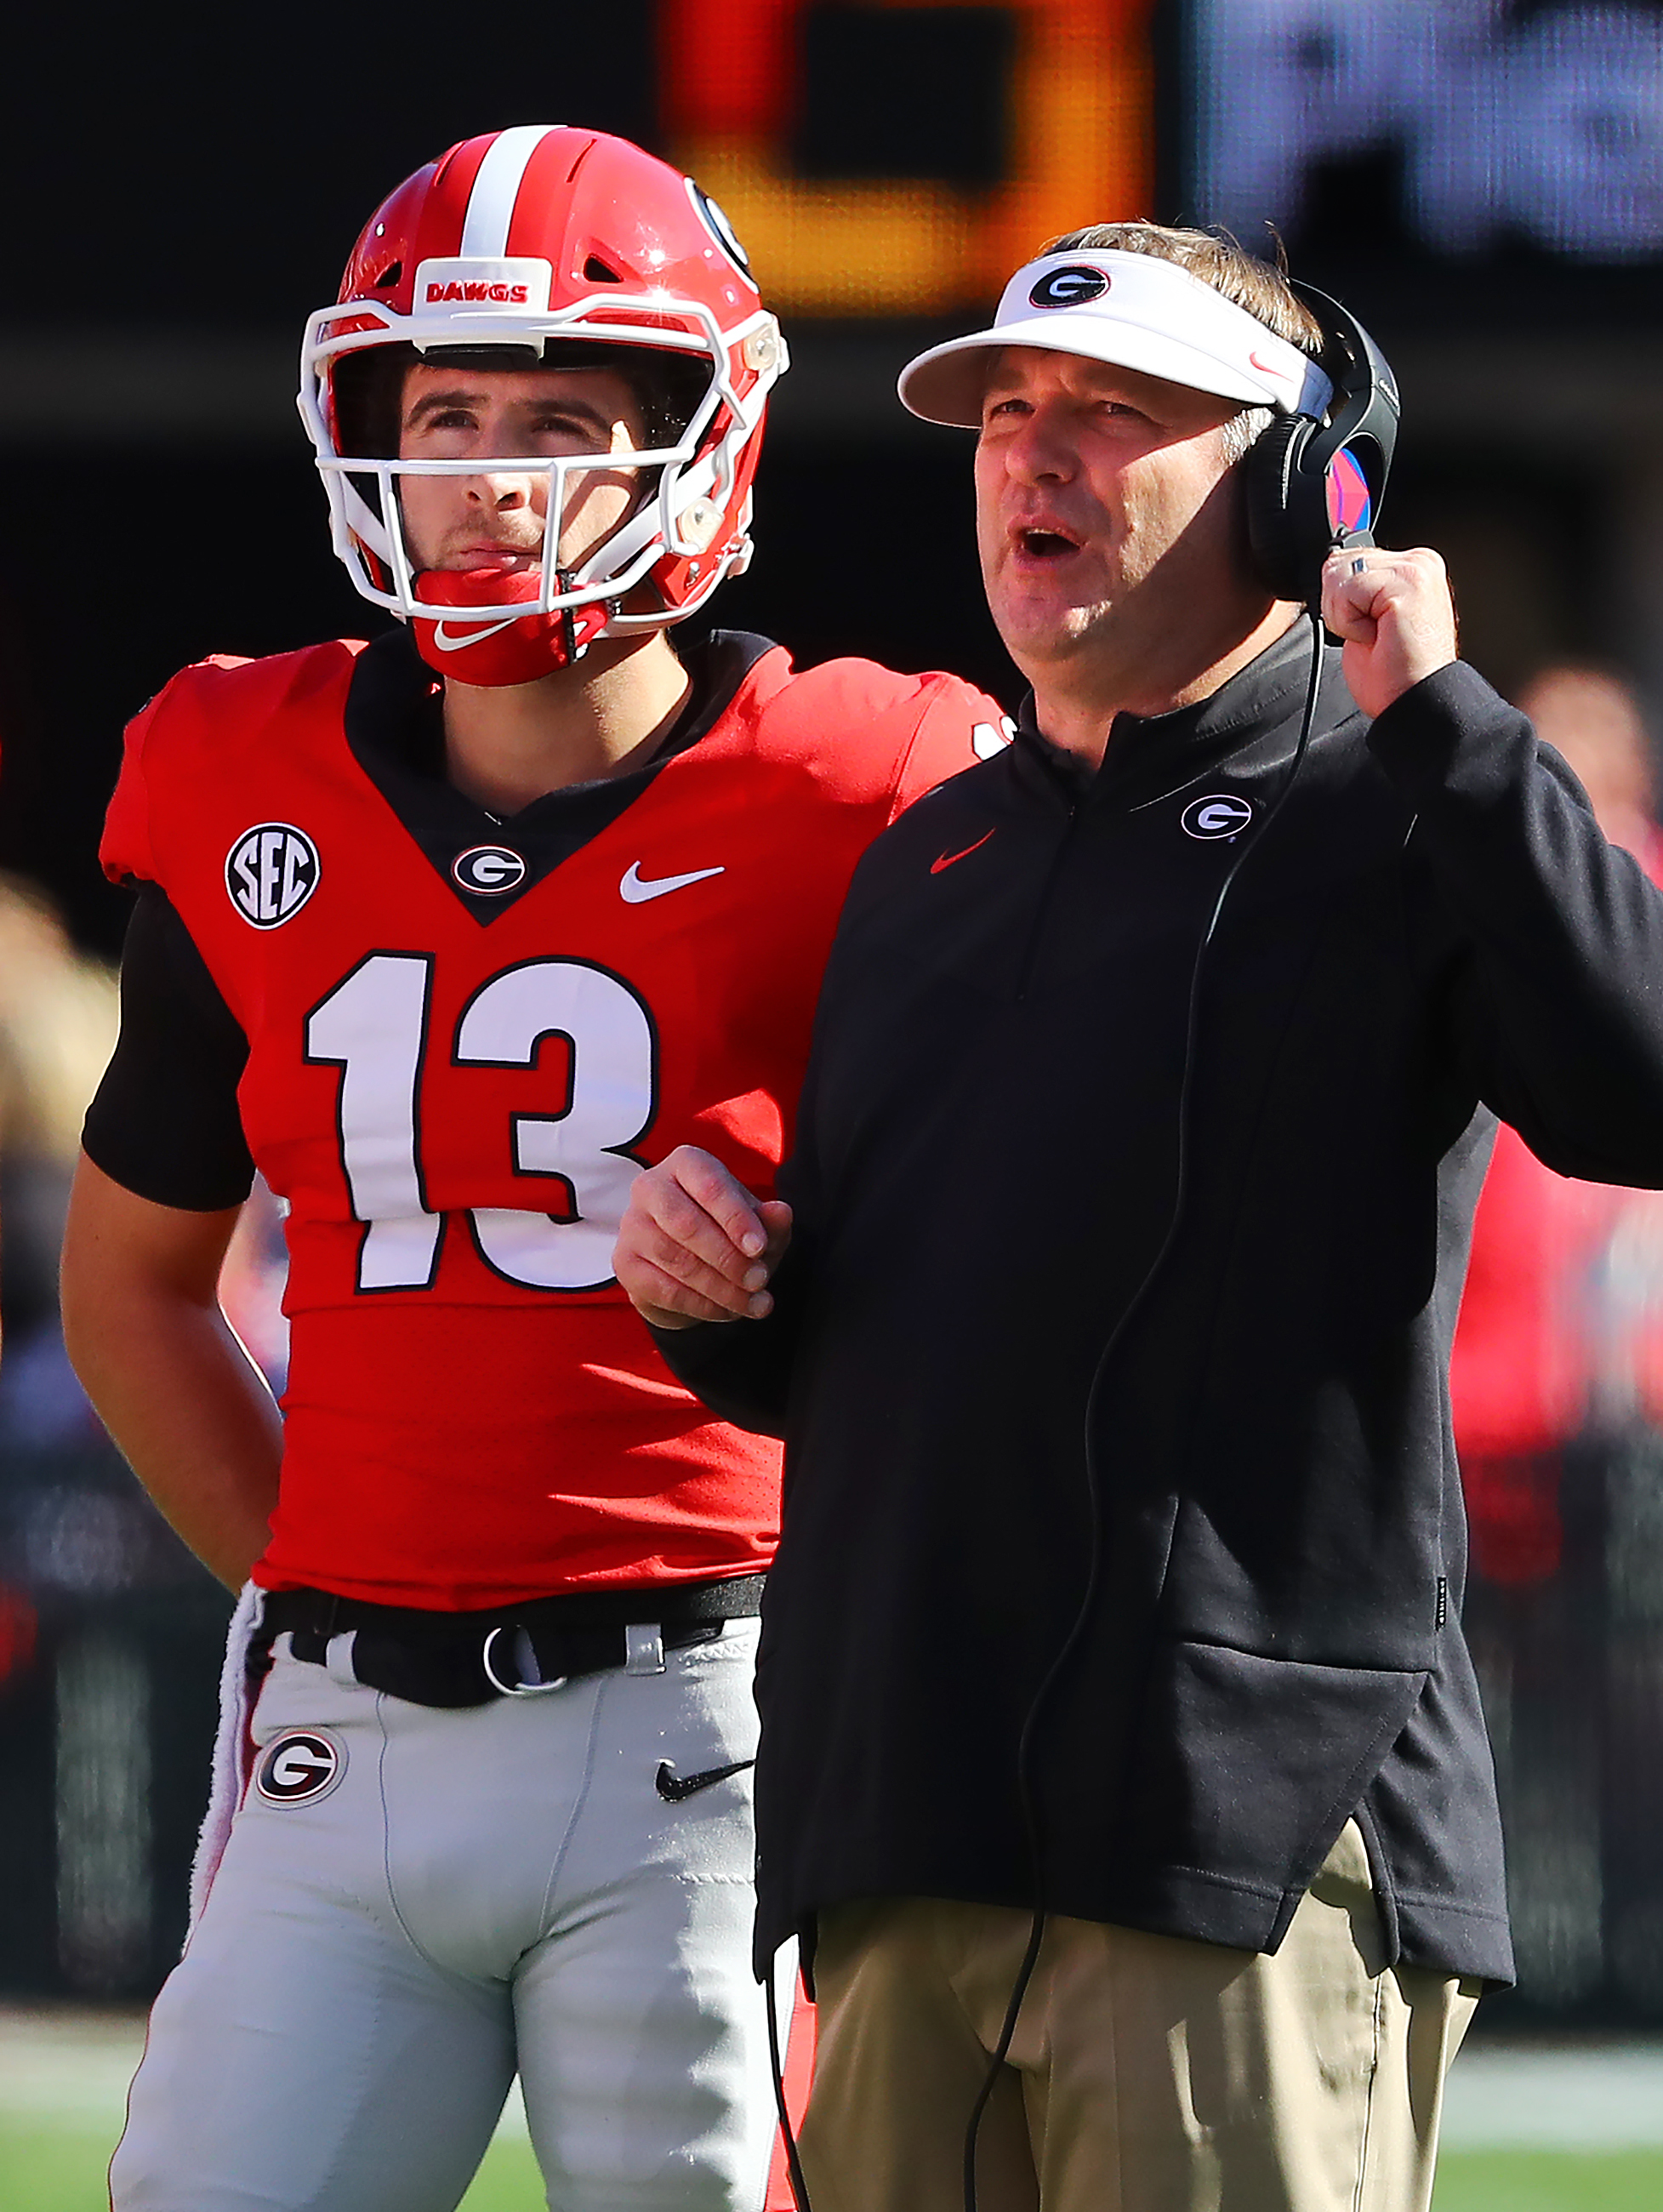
[798,1823,1479,2212]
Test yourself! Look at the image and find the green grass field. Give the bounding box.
[0,2109,544,2209]
[3,2112,1661,2211]
[1434,2152,1663,2210]
[4,2010,1661,2212]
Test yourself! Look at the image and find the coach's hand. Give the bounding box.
[615,1146,793,1331]
[1321,545,1459,721]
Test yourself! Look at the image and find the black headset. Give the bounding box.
[1243,282,1400,607]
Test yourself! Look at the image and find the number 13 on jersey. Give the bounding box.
[304,952,658,1294]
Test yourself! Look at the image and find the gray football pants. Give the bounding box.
[111,1618,782,2212]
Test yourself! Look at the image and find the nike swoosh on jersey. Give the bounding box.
[655,1757,755,1802]
[930,830,995,875]
[620,862,727,904]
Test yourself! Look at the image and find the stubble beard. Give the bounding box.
[993,581,1124,679]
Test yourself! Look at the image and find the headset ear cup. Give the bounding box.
[1243,413,1318,604]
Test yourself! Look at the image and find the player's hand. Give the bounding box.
[615,1146,793,1331]
[1321,545,1459,721]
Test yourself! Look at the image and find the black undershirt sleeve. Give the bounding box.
[82,883,256,1211]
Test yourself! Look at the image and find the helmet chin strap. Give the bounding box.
[409,567,614,687]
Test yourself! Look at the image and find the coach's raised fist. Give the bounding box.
[615,1146,793,1331]
[1321,544,1460,721]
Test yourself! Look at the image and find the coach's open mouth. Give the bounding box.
[1018,527,1080,560]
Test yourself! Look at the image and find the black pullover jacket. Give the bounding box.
[657,624,1663,1985]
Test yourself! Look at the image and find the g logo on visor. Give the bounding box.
[1029,265,1109,310]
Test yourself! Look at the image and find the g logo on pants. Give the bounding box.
[256,1730,345,1806]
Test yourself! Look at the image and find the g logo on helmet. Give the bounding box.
[691,183,751,275]
[255,1730,345,1806]
[1029,265,1110,310]
[1182,794,1255,840]
[226,824,321,928]
[452,845,527,895]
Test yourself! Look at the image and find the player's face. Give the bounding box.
[396,363,646,578]
[974,346,1258,679]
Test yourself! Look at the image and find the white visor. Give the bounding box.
[899,251,1333,427]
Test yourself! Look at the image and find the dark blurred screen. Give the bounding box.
[1188,1,1663,269]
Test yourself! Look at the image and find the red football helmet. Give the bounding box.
[298,126,787,684]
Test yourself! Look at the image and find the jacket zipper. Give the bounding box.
[1015,797,1081,1003]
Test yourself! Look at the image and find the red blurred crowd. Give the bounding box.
[1451,668,1663,1589]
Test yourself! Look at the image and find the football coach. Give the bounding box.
[613,226,1663,2212]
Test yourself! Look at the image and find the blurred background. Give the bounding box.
[3,1,1663,2203]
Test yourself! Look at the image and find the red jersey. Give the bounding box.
[101,630,1004,1607]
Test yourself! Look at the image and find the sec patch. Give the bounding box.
[226,824,320,927]
[255,1729,345,1806]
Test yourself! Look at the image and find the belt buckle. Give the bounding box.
[481,1624,569,1699]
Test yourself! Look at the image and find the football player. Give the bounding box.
[60,126,1003,2212]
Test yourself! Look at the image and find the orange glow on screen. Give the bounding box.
[662,0,1156,314]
